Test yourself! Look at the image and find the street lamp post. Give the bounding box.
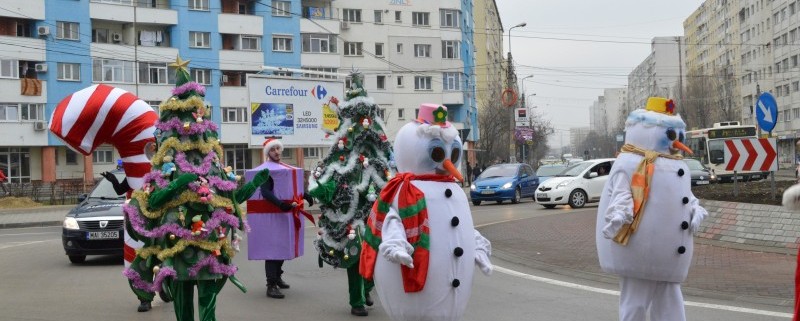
[508,22,526,163]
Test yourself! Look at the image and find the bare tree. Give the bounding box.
[476,89,511,166]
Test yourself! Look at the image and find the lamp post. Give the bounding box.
[508,22,526,54]
[507,22,526,163]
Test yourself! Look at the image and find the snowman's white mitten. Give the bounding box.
[783,184,800,211]
[602,205,633,239]
[689,198,707,232]
[474,230,493,275]
[378,213,415,268]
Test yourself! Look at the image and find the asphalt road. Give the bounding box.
[0,200,790,321]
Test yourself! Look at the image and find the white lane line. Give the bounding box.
[0,239,57,250]
[495,266,792,318]
[0,231,59,237]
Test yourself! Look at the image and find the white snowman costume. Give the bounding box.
[596,97,707,321]
[360,104,492,321]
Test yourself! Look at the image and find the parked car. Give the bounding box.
[683,158,716,186]
[470,163,539,205]
[535,164,567,184]
[535,158,615,209]
[62,170,126,264]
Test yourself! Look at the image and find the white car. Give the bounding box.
[535,158,615,209]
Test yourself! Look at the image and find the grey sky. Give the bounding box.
[496,0,705,148]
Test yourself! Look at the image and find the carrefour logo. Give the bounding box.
[310,85,328,100]
[265,85,309,97]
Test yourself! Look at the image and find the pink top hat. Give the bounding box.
[414,103,451,128]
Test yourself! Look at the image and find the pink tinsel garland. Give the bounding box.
[142,171,170,188]
[123,205,240,240]
[156,117,218,136]
[175,151,217,175]
[151,267,177,292]
[188,255,238,277]
[172,82,206,96]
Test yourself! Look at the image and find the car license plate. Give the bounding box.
[735,176,744,180]
[481,190,495,195]
[696,180,709,185]
[537,193,548,198]
[87,231,119,240]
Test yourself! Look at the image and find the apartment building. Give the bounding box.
[0,0,477,183]
[627,36,686,114]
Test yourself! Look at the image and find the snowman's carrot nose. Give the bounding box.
[672,140,693,155]
[443,159,463,182]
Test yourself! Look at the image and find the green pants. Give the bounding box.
[128,256,155,302]
[171,279,226,321]
[347,262,374,308]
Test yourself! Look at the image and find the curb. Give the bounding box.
[0,221,62,229]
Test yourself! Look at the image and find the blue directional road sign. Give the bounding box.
[755,92,778,132]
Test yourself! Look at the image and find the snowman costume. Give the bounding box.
[781,170,800,321]
[360,104,492,321]
[596,97,707,321]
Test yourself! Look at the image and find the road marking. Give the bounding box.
[0,239,57,250]
[495,266,792,318]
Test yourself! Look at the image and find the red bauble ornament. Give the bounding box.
[339,155,345,162]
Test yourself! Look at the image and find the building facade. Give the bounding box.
[627,36,686,115]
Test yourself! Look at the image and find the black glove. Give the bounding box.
[304,194,314,207]
[279,202,293,212]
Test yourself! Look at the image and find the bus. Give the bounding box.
[684,121,768,182]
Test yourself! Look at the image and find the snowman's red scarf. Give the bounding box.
[360,172,455,293]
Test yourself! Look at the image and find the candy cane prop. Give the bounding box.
[50,84,158,189]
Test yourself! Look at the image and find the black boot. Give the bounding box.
[351,306,368,316]
[267,284,285,299]
[137,300,151,312]
[365,292,373,307]
[276,278,290,289]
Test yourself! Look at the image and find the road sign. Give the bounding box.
[755,92,778,132]
[723,138,777,171]
[515,108,529,122]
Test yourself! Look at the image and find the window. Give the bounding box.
[377,107,385,119]
[343,9,362,22]
[92,28,111,44]
[794,108,800,119]
[375,43,384,57]
[190,31,210,48]
[189,0,209,10]
[222,107,248,123]
[0,147,31,183]
[302,34,337,53]
[794,81,799,92]
[377,75,386,90]
[302,67,339,79]
[145,101,161,114]
[56,21,79,40]
[271,0,291,16]
[374,10,383,24]
[344,42,363,56]
[93,149,113,164]
[442,40,460,59]
[414,76,432,90]
[65,148,77,165]
[443,72,461,91]
[20,104,44,121]
[414,44,431,57]
[242,36,261,51]
[412,12,430,26]
[272,36,292,52]
[57,63,80,81]
[0,104,19,121]
[415,108,419,118]
[397,75,403,87]
[92,59,135,83]
[398,108,405,120]
[192,69,211,85]
[396,43,403,54]
[138,62,174,85]
[224,144,253,176]
[440,9,461,28]
[345,77,353,89]
[303,147,319,158]
[395,11,402,22]
[281,148,293,158]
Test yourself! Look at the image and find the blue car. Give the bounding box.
[470,163,539,205]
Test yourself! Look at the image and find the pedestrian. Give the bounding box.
[473,164,482,181]
[0,167,8,195]
[248,138,314,299]
[465,162,473,186]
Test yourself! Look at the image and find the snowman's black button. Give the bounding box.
[677,246,686,254]
[445,189,453,198]
[678,168,685,176]
[682,197,689,204]
[451,217,459,227]
[681,221,689,230]
[452,279,460,287]
[454,247,464,257]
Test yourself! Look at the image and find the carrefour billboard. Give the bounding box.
[247,75,343,147]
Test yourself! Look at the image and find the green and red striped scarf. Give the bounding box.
[359,172,455,292]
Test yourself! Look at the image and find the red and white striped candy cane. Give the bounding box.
[50,84,158,189]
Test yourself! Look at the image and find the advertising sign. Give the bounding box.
[247,75,344,147]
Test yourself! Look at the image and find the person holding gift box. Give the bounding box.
[246,138,314,299]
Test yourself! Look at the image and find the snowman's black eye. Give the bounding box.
[666,128,677,141]
[450,147,461,163]
[431,147,446,163]
[678,132,685,143]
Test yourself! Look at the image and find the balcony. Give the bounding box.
[442,91,464,105]
[3,0,44,20]
[0,36,46,61]
[218,14,263,35]
[90,1,177,25]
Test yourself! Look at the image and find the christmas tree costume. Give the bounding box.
[359,104,493,321]
[120,56,269,321]
[50,84,160,311]
[596,97,707,321]
[307,72,395,316]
